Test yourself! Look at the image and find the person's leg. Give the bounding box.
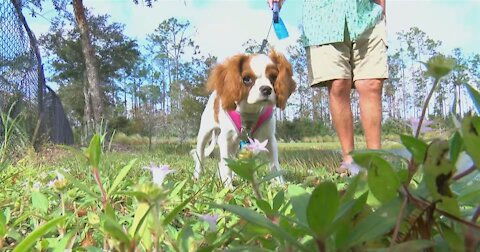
[355,79,383,149]
[306,35,353,171]
[352,17,388,151]
[328,79,354,164]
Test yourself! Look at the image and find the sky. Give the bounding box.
[26,0,480,63]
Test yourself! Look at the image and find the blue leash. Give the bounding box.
[272,1,289,40]
[258,1,289,54]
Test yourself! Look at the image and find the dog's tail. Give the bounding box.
[191,129,218,159]
[204,129,218,157]
[191,128,219,179]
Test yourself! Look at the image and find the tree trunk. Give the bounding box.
[72,0,104,130]
[124,89,127,116]
[83,77,92,145]
[11,0,47,147]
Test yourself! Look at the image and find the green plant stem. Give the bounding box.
[61,193,65,217]
[315,238,325,252]
[407,77,441,184]
[389,195,408,249]
[404,186,480,230]
[92,167,107,205]
[252,179,263,201]
[415,77,440,138]
[152,204,162,252]
[59,193,66,236]
[91,166,109,250]
[103,236,108,252]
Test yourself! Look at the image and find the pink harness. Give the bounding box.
[227,106,274,136]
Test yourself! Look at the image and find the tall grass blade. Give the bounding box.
[12,216,67,252]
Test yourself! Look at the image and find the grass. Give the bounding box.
[22,138,406,189]
[0,138,407,250]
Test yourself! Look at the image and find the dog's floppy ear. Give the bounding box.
[269,49,296,110]
[206,54,249,111]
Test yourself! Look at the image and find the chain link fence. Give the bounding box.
[1,0,73,145]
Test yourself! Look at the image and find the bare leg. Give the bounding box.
[328,79,354,164]
[355,79,384,149]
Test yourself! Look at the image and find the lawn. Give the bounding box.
[0,137,448,251]
[0,138,359,250]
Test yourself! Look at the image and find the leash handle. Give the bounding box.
[273,1,279,23]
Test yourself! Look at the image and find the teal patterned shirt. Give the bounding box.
[302,0,383,46]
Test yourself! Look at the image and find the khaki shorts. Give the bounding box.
[307,18,389,87]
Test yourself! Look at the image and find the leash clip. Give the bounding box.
[273,1,279,23]
[239,127,251,149]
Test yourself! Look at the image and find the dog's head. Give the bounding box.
[207,49,296,111]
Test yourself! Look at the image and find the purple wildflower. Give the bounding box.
[246,138,269,155]
[144,163,174,187]
[409,117,433,136]
[200,214,219,232]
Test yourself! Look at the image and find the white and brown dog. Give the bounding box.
[192,50,296,187]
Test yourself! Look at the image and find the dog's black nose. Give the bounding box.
[260,86,272,96]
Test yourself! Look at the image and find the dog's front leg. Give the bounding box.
[217,132,238,189]
[267,137,285,185]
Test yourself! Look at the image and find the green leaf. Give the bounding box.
[366,156,401,203]
[461,115,480,169]
[169,179,187,199]
[351,152,374,167]
[103,215,131,245]
[226,246,272,252]
[108,159,136,196]
[259,170,284,184]
[332,193,369,248]
[423,140,456,202]
[210,203,309,252]
[438,197,461,217]
[87,134,102,168]
[52,231,76,252]
[31,191,49,214]
[272,190,284,212]
[0,211,6,236]
[13,216,67,252]
[287,184,309,226]
[400,134,428,164]
[465,83,480,114]
[178,224,194,252]
[224,246,272,252]
[340,174,361,204]
[440,222,464,251]
[128,202,151,238]
[255,198,272,215]
[341,198,401,248]
[4,207,10,224]
[390,240,435,252]
[449,131,464,164]
[225,158,256,182]
[58,170,97,198]
[333,192,368,226]
[163,195,195,226]
[306,181,339,238]
[351,149,409,162]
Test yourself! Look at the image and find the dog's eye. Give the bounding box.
[269,75,277,84]
[243,76,253,85]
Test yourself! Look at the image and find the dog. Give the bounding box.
[192,50,296,188]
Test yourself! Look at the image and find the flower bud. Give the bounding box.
[423,54,455,80]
